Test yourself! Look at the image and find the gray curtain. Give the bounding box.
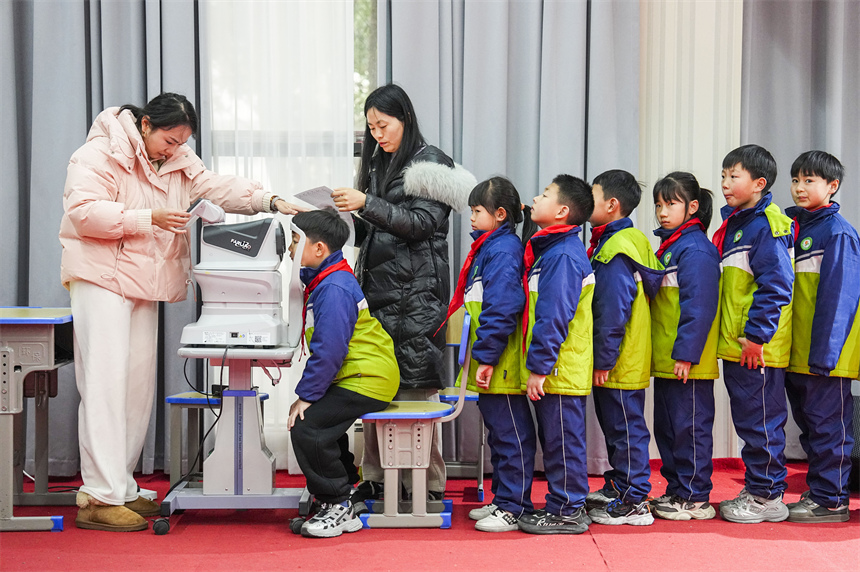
[1,0,203,476]
[379,0,640,475]
[741,0,860,459]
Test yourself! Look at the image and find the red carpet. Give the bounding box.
[2,461,858,572]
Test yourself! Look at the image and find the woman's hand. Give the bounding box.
[274,199,307,216]
[332,187,367,212]
[152,208,191,234]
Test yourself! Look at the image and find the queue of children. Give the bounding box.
[287,144,856,538]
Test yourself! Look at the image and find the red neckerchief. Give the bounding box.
[302,258,354,352]
[522,224,576,353]
[711,208,740,256]
[586,223,608,260]
[436,228,498,335]
[655,218,706,261]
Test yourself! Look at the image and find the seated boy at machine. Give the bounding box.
[287,208,399,538]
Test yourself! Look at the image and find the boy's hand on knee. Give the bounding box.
[526,373,546,401]
[592,369,609,387]
[475,364,494,389]
[288,398,312,430]
[737,337,766,370]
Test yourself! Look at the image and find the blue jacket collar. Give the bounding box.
[785,202,840,224]
[300,250,345,287]
[720,192,773,221]
[530,225,582,256]
[470,223,515,242]
[653,221,702,242]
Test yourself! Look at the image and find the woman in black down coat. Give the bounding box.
[334,84,475,503]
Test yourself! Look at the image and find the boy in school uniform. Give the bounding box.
[516,175,596,535]
[784,151,858,523]
[585,170,664,526]
[712,144,795,524]
[287,209,399,538]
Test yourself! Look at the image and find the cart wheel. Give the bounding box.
[289,517,305,535]
[153,518,170,535]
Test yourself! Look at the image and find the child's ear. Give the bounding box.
[607,197,619,213]
[688,199,699,217]
[558,203,570,221]
[753,177,768,193]
[828,179,840,195]
[494,206,507,222]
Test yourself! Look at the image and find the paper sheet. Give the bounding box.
[293,186,355,247]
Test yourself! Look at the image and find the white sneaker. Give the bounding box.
[475,507,520,532]
[469,503,498,521]
[653,495,716,521]
[720,493,789,524]
[301,501,363,538]
[649,493,673,508]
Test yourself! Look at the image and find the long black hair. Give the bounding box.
[120,92,199,137]
[652,171,713,228]
[468,177,537,246]
[356,84,425,193]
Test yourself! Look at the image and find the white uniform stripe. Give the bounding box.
[837,377,848,507]
[685,379,697,501]
[505,394,528,516]
[762,368,775,492]
[464,281,484,304]
[557,395,572,511]
[661,271,679,288]
[796,254,823,274]
[620,389,633,502]
[723,250,753,275]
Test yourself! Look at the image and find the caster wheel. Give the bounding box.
[153,518,170,535]
[289,517,305,535]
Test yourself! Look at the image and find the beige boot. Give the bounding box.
[75,492,148,532]
[124,496,160,517]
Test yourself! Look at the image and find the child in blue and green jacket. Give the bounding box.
[516,174,596,535]
[585,169,663,527]
[784,151,859,523]
[712,144,794,524]
[649,172,721,522]
[287,209,399,539]
[447,177,533,533]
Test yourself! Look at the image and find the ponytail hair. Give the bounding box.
[652,171,713,228]
[468,176,537,245]
[120,92,199,137]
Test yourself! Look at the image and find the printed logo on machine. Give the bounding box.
[230,238,252,250]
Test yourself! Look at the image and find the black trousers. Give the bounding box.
[291,385,388,503]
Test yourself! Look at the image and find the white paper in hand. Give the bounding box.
[293,186,355,248]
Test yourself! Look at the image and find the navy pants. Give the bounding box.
[592,386,651,503]
[785,372,854,508]
[653,377,715,501]
[722,361,788,499]
[478,394,536,517]
[533,394,589,515]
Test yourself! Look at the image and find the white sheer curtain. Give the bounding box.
[202,0,355,471]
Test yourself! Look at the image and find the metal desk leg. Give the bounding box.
[187,407,201,475]
[169,403,182,487]
[477,416,485,502]
[0,415,62,532]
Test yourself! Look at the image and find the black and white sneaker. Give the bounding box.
[349,481,383,515]
[518,507,589,535]
[653,495,716,521]
[589,499,654,526]
[475,507,520,532]
[301,501,363,538]
[585,484,620,510]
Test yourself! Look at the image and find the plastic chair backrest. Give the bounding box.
[441,312,471,423]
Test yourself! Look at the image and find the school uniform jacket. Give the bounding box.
[716,194,794,366]
[786,202,860,378]
[461,225,525,394]
[651,224,721,379]
[590,218,664,389]
[521,226,594,396]
[299,252,400,403]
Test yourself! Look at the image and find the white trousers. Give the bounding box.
[360,388,447,492]
[70,281,158,505]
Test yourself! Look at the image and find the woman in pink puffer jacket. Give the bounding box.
[60,93,300,532]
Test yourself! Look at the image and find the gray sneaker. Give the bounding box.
[649,493,674,508]
[301,501,363,538]
[468,503,498,521]
[720,492,789,524]
[653,495,716,521]
[787,491,849,523]
[518,507,589,535]
[719,487,751,510]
